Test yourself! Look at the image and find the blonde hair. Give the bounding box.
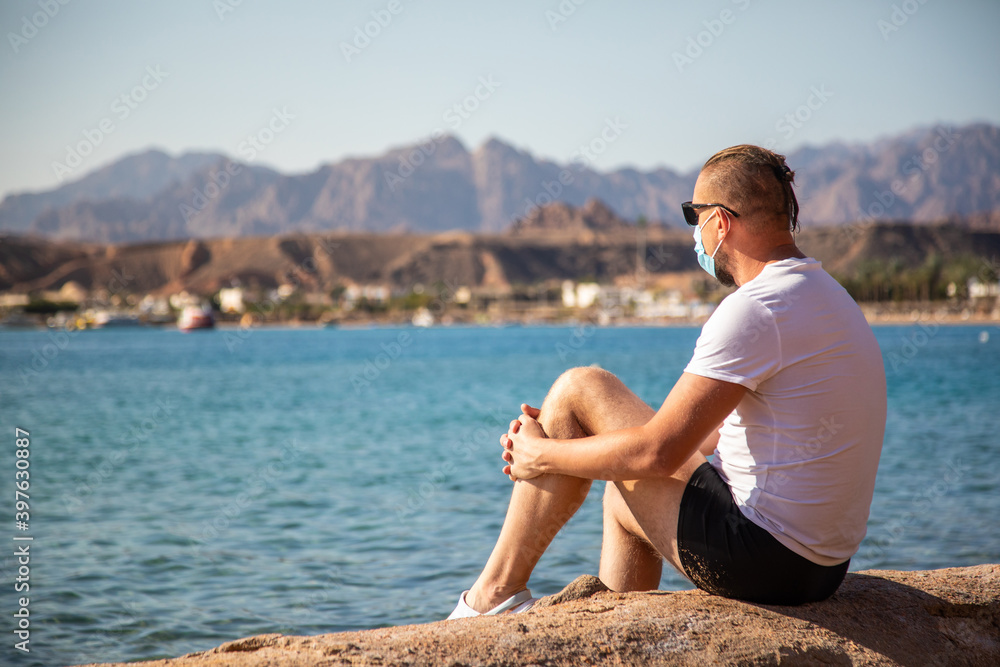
[702,145,800,232]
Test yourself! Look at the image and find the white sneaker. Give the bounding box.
[447,589,536,619]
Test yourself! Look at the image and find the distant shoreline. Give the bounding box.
[4,318,992,331]
[3,312,998,332]
[868,318,998,326]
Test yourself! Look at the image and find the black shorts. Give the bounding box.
[677,462,849,605]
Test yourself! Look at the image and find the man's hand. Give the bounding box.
[500,404,547,481]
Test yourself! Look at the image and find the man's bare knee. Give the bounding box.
[537,367,619,437]
[549,366,619,403]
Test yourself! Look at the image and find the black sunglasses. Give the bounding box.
[681,201,741,226]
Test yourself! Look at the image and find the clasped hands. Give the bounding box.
[500,403,547,482]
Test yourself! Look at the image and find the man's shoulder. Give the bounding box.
[742,258,877,351]
[703,291,779,345]
[741,258,823,292]
[737,258,846,310]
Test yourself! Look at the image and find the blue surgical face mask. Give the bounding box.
[693,210,726,278]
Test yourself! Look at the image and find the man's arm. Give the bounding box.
[698,423,723,457]
[503,372,745,481]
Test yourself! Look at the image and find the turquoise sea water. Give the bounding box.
[1,323,998,666]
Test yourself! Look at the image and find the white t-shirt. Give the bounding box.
[684,258,886,566]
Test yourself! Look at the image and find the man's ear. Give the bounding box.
[714,208,731,239]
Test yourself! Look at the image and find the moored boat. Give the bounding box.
[178,306,215,331]
[93,311,142,328]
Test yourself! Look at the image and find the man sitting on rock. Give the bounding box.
[448,144,888,618]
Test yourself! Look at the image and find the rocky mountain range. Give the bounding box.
[4,198,999,297]
[1,123,998,243]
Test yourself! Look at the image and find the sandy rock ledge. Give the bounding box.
[85,564,999,666]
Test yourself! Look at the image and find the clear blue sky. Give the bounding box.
[1,0,998,199]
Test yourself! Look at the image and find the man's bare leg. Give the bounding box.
[464,366,703,611]
[598,453,706,591]
[599,484,664,591]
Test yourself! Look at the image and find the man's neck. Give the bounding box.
[733,243,806,286]
[764,242,806,263]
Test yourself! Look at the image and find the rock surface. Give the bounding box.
[83,564,999,666]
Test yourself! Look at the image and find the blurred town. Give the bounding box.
[0,274,727,331]
[3,270,999,333]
